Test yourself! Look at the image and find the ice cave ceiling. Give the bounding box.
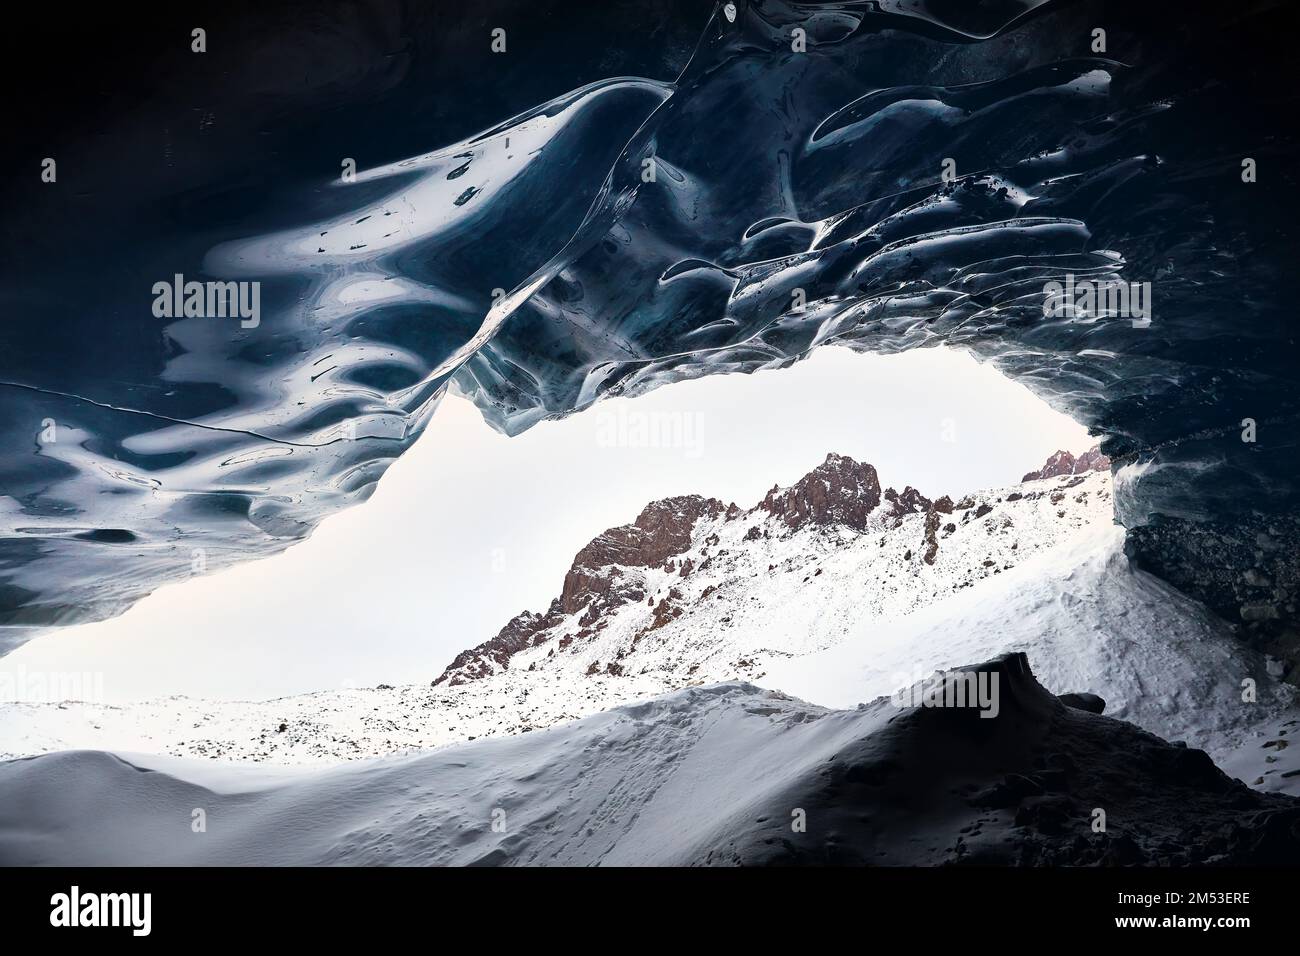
[0,0,1297,666]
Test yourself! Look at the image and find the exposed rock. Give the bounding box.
[1022,446,1111,483]
[883,485,933,522]
[1073,447,1111,474]
[1058,692,1106,714]
[759,453,881,532]
[436,452,1111,687]
[436,497,726,686]
[434,602,564,687]
[562,495,727,614]
[923,511,941,565]
[1126,513,1300,684]
[647,588,685,631]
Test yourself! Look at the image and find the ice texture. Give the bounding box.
[0,1,1296,658]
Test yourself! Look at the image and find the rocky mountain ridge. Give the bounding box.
[1022,447,1111,482]
[435,448,1112,689]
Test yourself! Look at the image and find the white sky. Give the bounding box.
[0,346,1092,702]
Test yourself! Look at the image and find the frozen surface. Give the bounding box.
[3,1,1296,659]
[3,654,1296,866]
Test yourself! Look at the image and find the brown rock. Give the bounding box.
[1022,445,1111,482]
[883,485,933,521]
[923,510,941,565]
[759,453,882,532]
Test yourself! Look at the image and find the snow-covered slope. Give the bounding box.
[2,449,1293,795]
[3,654,1297,867]
[433,456,1114,689]
[0,453,1113,762]
[0,669,670,766]
[764,522,1298,794]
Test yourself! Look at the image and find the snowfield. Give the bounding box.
[764,521,1298,794]
[1,469,1295,796]
[3,654,1296,866]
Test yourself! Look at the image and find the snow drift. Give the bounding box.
[2,654,1297,866]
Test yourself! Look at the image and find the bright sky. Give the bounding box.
[0,346,1092,702]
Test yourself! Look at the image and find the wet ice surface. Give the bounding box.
[1,1,1297,642]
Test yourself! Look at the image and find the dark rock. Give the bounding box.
[759,453,882,532]
[1022,446,1111,483]
[882,485,933,521]
[923,511,941,565]
[1058,692,1105,714]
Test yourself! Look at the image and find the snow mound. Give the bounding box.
[3,654,1297,866]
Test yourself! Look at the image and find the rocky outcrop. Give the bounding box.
[1022,446,1111,482]
[435,601,566,686]
[1127,514,1300,686]
[436,495,727,686]
[923,511,941,565]
[759,453,881,532]
[440,453,894,686]
[560,495,727,615]
[646,587,685,632]
[882,486,933,525]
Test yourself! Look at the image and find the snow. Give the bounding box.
[763,520,1297,793]
[446,471,1119,685]
[1,469,1294,797]
[4,656,1294,866]
[1,471,1115,764]
[0,684,880,865]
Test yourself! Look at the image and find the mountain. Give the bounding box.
[3,450,1292,800]
[1022,445,1111,482]
[3,653,1296,866]
[433,452,1102,689]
